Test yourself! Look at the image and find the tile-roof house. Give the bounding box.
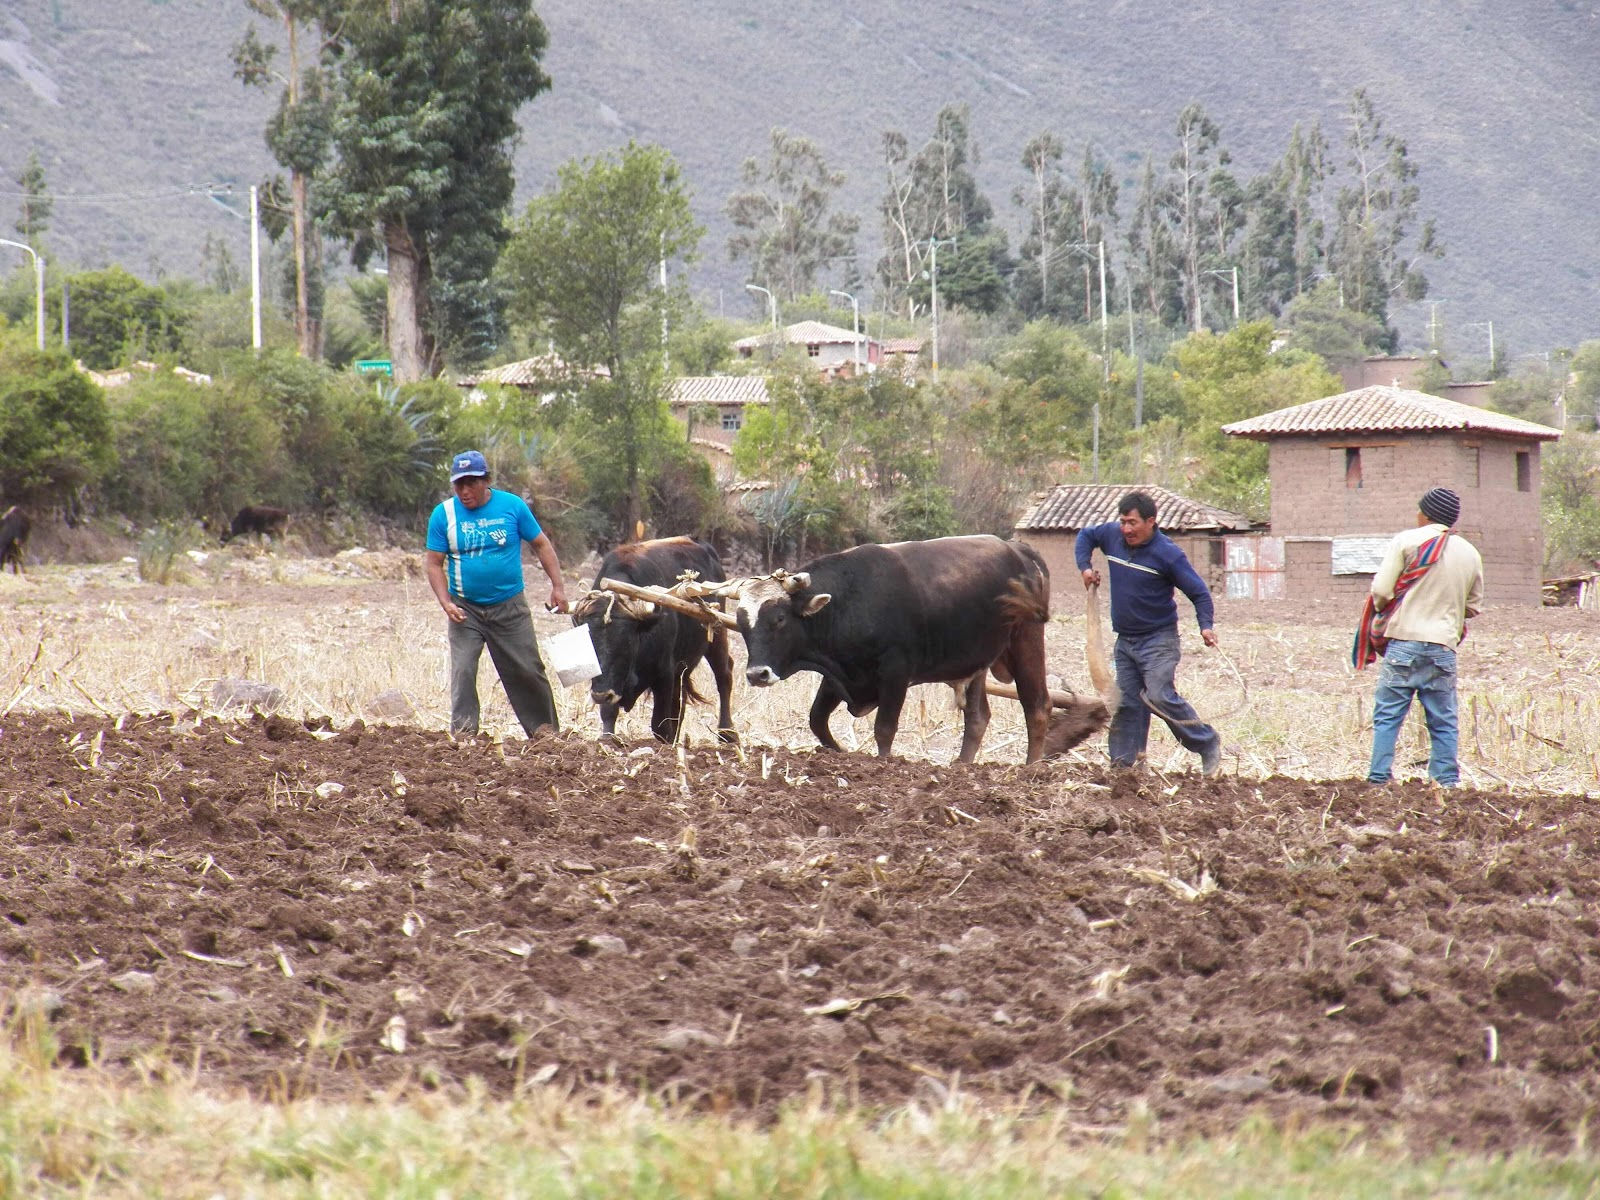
[733,321,879,374]
[1223,385,1562,605]
[668,376,772,454]
[1014,484,1260,593]
[455,353,609,402]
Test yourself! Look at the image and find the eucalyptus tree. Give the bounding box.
[233,0,338,359]
[1327,88,1443,329]
[318,0,551,380]
[500,143,702,536]
[726,128,859,301]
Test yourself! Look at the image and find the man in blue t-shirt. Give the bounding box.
[1075,490,1223,776]
[425,450,570,738]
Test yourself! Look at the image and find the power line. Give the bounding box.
[0,183,243,204]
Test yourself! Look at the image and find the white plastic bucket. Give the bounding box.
[544,623,602,688]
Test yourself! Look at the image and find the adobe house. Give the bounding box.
[734,320,879,374]
[668,376,771,446]
[1013,483,1261,596]
[1222,385,1562,606]
[455,353,608,403]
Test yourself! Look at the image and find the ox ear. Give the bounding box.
[799,593,831,617]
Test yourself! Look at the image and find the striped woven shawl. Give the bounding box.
[1351,531,1451,670]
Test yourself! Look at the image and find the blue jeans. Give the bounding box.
[1109,626,1220,767]
[1368,640,1458,785]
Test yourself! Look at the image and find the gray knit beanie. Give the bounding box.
[1419,487,1461,527]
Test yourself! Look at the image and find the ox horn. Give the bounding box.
[777,571,811,594]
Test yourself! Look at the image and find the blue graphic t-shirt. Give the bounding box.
[426,489,542,605]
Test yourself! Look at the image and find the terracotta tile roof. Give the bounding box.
[880,337,925,355]
[733,320,869,350]
[1014,484,1256,533]
[1222,385,1561,441]
[669,376,772,406]
[456,354,608,387]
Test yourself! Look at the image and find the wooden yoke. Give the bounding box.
[595,576,739,629]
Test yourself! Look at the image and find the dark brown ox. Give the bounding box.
[0,506,29,574]
[571,537,738,745]
[735,534,1057,763]
[221,505,289,544]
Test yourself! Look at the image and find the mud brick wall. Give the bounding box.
[1266,433,1544,605]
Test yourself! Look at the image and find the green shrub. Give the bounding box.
[0,328,114,508]
[136,521,198,584]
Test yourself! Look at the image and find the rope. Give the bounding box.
[1137,641,1250,728]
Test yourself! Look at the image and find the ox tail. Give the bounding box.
[997,567,1050,627]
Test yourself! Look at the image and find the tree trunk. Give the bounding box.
[292,169,313,357]
[384,219,434,382]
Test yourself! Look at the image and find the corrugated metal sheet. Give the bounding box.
[1221,385,1561,441]
[1225,536,1285,600]
[733,320,870,350]
[1014,484,1256,534]
[669,377,772,406]
[1331,535,1392,575]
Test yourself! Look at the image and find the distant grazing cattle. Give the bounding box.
[571,536,738,745]
[733,534,1060,763]
[0,506,29,574]
[220,505,290,544]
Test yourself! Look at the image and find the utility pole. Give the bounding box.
[927,237,956,381]
[660,235,669,374]
[1424,300,1448,352]
[1126,275,1143,431]
[250,184,263,352]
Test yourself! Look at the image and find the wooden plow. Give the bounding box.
[585,573,1104,717]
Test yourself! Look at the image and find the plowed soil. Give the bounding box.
[1,709,1595,1151]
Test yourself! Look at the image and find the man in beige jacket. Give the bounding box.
[1367,487,1484,786]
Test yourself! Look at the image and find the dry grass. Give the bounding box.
[2,552,1598,794]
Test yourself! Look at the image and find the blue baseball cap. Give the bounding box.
[449,450,489,482]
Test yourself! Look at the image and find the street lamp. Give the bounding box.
[1204,266,1240,324]
[0,238,45,351]
[745,283,776,332]
[829,288,862,373]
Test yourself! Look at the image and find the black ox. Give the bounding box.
[0,506,29,574]
[572,537,738,745]
[220,505,290,544]
[735,534,1063,764]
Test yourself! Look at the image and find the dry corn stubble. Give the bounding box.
[1,560,1598,789]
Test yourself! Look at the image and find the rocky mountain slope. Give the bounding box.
[3,0,1597,355]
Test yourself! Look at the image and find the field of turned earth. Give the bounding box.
[2,547,1599,1150]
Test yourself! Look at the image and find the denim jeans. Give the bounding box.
[1368,639,1458,785]
[1108,626,1220,767]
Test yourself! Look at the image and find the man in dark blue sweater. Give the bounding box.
[1075,490,1222,775]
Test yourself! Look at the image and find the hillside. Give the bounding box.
[3,0,1597,357]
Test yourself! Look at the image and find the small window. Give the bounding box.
[1345,447,1363,489]
[720,411,741,432]
[1468,446,1481,488]
[1208,540,1225,568]
[807,343,821,357]
[1516,451,1531,492]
